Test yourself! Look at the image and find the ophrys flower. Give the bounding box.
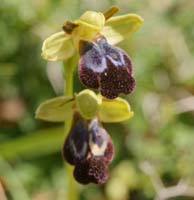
[41,6,143,99]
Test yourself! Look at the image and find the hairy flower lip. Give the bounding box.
[78,36,135,99]
[62,113,114,184]
[63,113,114,165]
[73,157,109,185]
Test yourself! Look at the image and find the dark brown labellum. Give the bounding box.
[78,36,135,99]
[74,157,109,184]
[62,113,114,184]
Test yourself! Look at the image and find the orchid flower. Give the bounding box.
[41,6,143,99]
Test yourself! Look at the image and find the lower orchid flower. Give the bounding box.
[35,89,134,184]
[63,112,114,184]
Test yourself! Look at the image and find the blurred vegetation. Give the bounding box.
[0,0,194,199]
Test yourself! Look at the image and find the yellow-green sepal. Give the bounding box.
[72,11,105,45]
[79,11,105,30]
[35,96,75,122]
[75,89,101,119]
[41,31,75,61]
[99,97,134,122]
[102,14,144,45]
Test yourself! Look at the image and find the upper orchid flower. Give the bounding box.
[41,6,143,98]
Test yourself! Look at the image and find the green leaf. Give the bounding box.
[35,96,75,122]
[41,31,75,61]
[0,126,64,159]
[0,157,31,200]
[102,14,144,45]
[76,89,101,119]
[99,97,134,122]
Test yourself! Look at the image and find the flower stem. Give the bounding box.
[64,62,73,96]
[63,58,78,200]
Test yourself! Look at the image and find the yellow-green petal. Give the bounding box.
[79,11,105,29]
[76,89,101,119]
[35,96,74,122]
[102,14,144,45]
[72,11,105,45]
[99,97,134,122]
[41,31,75,61]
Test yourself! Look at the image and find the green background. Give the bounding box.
[0,0,194,199]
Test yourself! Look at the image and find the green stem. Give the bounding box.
[64,64,73,96]
[63,58,78,200]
